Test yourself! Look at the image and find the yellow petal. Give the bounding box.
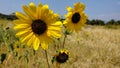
[53,13,59,20]
[63,21,67,25]
[74,2,81,9]
[48,26,61,31]
[42,5,49,14]
[15,27,31,37]
[74,26,80,33]
[41,42,48,50]
[39,34,53,44]
[33,37,40,50]
[44,10,54,24]
[65,12,72,18]
[16,30,29,37]
[47,21,62,38]
[50,21,62,27]
[38,3,43,7]
[13,24,30,30]
[22,5,37,20]
[13,20,22,25]
[66,6,72,12]
[41,4,49,20]
[13,19,31,25]
[21,32,33,43]
[60,50,64,53]
[48,23,62,33]
[75,26,80,32]
[48,31,61,38]
[42,4,49,11]
[82,12,88,19]
[37,3,43,19]
[74,2,85,11]
[29,2,36,13]
[16,12,29,20]
[27,35,35,46]
[66,22,74,32]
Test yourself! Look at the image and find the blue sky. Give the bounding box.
[0,0,120,21]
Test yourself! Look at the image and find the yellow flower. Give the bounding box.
[60,49,70,55]
[63,2,88,32]
[14,41,20,52]
[56,49,69,63]
[85,31,90,37]
[13,2,62,50]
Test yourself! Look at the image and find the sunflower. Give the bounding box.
[13,2,62,50]
[52,49,69,63]
[14,41,20,52]
[63,2,88,32]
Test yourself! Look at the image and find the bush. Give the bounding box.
[86,19,105,25]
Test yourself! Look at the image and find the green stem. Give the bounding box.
[62,34,67,48]
[45,50,50,68]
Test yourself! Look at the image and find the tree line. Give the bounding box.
[0,13,17,20]
[86,19,120,25]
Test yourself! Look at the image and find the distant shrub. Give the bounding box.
[86,19,120,26]
[116,20,120,25]
[86,19,105,25]
[106,19,120,25]
[0,13,17,20]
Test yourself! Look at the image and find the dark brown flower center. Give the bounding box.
[56,52,69,63]
[72,12,81,23]
[31,19,47,35]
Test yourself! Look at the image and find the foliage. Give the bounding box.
[0,13,17,20]
[106,19,120,25]
[86,19,120,25]
[86,19,105,25]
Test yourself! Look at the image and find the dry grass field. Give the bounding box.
[0,19,120,68]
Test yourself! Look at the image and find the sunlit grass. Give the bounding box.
[0,19,120,68]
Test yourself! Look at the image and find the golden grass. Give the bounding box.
[65,26,120,68]
[0,20,120,68]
